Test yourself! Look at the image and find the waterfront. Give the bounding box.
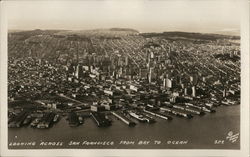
[8,105,240,149]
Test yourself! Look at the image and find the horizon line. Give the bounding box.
[7,28,240,36]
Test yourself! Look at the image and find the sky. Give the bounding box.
[4,0,241,34]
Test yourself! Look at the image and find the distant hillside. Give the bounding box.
[55,28,139,37]
[141,31,240,41]
[8,30,28,33]
[8,29,63,41]
[109,28,139,33]
[214,29,240,36]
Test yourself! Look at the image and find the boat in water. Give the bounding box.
[53,114,60,122]
[30,118,40,128]
[78,116,84,124]
[127,111,147,123]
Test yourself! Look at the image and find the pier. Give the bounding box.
[91,112,112,127]
[37,112,56,129]
[173,105,205,115]
[141,113,156,123]
[160,107,193,119]
[8,110,29,128]
[143,109,172,120]
[184,103,215,113]
[111,111,136,127]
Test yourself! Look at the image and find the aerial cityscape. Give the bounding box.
[7,28,240,148]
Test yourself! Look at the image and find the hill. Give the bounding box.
[140,31,240,41]
[55,28,139,37]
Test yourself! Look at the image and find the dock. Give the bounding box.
[8,110,29,128]
[141,113,156,123]
[160,107,193,119]
[91,112,112,127]
[185,103,215,113]
[143,109,172,120]
[111,111,136,127]
[173,105,205,115]
[37,112,56,129]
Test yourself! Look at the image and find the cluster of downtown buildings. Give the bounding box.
[8,31,240,128]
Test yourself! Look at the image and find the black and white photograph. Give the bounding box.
[0,0,249,156]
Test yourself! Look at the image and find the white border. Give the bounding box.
[0,0,249,156]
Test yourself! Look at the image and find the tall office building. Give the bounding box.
[192,86,196,97]
[148,67,153,83]
[75,64,79,79]
[166,78,172,88]
[150,51,154,59]
[163,78,166,88]
[184,88,188,95]
[125,56,128,66]
[223,88,227,97]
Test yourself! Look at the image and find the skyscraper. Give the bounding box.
[192,86,196,97]
[75,64,79,79]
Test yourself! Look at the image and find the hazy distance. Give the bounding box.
[5,0,241,35]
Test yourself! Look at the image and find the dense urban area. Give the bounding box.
[8,28,240,129]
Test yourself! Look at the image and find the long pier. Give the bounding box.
[143,109,172,120]
[160,107,193,119]
[111,111,136,127]
[172,105,204,115]
[91,112,112,127]
[184,103,215,113]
